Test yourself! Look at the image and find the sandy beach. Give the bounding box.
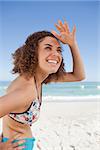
[0,100,100,150]
[32,100,100,150]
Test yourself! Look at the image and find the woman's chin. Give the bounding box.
[48,68,58,74]
[41,66,59,74]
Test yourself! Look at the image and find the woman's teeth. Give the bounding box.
[47,60,58,64]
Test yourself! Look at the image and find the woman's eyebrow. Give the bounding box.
[44,44,61,49]
[44,44,52,47]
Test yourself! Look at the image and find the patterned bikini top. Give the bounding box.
[9,99,41,126]
[9,77,42,126]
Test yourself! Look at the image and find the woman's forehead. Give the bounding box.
[39,36,61,47]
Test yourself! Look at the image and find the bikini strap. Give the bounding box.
[34,76,40,100]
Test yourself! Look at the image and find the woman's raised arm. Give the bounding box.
[51,19,85,82]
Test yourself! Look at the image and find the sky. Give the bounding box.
[0,0,99,81]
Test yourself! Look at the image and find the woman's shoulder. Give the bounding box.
[6,76,36,96]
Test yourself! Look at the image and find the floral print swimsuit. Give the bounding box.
[9,77,42,126]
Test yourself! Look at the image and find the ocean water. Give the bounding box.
[43,81,100,96]
[0,81,100,101]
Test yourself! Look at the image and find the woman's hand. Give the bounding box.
[0,134,25,150]
[51,19,76,47]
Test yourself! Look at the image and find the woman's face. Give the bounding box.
[37,36,62,74]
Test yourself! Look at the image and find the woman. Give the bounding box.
[0,19,85,150]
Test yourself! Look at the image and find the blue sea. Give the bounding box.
[0,81,100,102]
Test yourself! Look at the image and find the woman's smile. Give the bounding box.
[47,59,58,64]
[47,61,58,68]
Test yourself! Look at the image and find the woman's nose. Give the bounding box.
[51,49,58,56]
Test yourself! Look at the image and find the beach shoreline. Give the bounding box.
[43,95,100,102]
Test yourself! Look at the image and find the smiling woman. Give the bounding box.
[37,36,64,75]
[12,31,66,84]
[0,19,85,150]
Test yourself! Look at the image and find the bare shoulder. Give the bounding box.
[5,76,38,105]
[0,77,36,117]
[6,76,36,100]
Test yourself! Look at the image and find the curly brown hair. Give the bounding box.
[11,31,66,84]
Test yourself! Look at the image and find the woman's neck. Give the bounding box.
[34,67,49,87]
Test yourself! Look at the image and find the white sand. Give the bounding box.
[0,100,100,150]
[32,101,100,150]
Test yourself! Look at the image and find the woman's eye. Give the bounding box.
[45,47,51,50]
[57,49,62,53]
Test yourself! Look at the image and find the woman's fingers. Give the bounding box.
[12,139,25,148]
[51,30,62,40]
[58,20,64,30]
[55,20,66,32]
[0,134,25,150]
[63,19,70,33]
[52,19,76,44]
[7,134,22,143]
[14,145,25,150]
[6,134,26,149]
[54,19,70,34]
[51,30,67,43]
[54,24,62,32]
[7,133,24,143]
